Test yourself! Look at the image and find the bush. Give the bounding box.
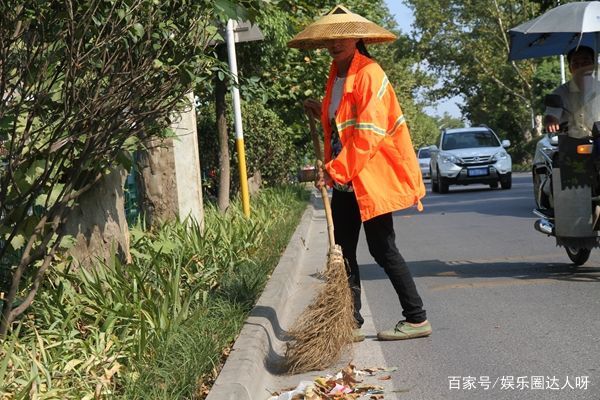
[198,101,302,199]
[1,186,309,399]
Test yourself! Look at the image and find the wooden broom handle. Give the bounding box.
[307,112,336,248]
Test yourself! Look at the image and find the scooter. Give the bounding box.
[533,93,600,266]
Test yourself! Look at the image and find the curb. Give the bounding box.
[206,196,317,400]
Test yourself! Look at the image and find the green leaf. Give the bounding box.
[132,23,144,38]
[24,159,46,185]
[214,0,239,20]
[34,183,64,207]
[0,115,13,131]
[115,150,133,171]
[59,235,77,250]
[9,234,26,250]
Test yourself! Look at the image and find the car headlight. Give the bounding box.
[440,152,462,165]
[492,151,509,161]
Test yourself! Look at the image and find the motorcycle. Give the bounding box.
[507,1,600,266]
[532,84,600,266]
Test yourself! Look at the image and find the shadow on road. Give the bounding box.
[360,258,600,284]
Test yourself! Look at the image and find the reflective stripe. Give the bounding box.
[387,115,406,135]
[336,116,404,137]
[336,118,356,133]
[377,75,389,99]
[355,122,387,136]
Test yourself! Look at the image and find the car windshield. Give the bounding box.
[418,148,430,158]
[442,130,500,150]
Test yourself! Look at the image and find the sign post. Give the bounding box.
[225,20,263,217]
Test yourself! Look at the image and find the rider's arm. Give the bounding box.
[544,87,566,133]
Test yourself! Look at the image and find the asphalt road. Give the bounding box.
[354,172,600,399]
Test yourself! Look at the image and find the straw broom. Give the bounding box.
[284,112,356,374]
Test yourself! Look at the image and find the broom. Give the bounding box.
[284,112,356,374]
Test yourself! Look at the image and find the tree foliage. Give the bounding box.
[197,0,438,190]
[405,0,573,160]
[0,0,229,336]
[198,100,298,200]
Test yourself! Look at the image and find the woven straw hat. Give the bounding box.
[287,5,397,49]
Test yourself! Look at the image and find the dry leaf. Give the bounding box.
[353,384,384,393]
[377,375,391,381]
[341,364,359,387]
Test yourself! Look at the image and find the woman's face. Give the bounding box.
[325,38,359,65]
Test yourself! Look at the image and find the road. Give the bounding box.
[354,172,600,399]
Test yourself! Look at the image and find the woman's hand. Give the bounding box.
[303,99,322,119]
[314,161,332,189]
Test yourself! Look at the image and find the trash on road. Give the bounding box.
[268,364,396,399]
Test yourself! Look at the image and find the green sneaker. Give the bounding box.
[352,328,365,342]
[377,320,432,341]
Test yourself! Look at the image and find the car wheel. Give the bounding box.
[437,169,449,194]
[500,173,512,190]
[489,181,499,189]
[431,168,439,192]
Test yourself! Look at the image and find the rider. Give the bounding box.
[544,46,597,137]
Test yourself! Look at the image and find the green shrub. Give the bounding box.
[0,185,309,399]
[198,101,303,199]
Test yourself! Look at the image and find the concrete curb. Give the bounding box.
[206,197,318,400]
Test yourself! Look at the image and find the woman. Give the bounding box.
[289,5,431,341]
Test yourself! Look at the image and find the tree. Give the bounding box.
[196,0,438,195]
[0,0,221,336]
[405,0,568,160]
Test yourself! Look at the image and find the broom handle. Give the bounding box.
[307,112,336,248]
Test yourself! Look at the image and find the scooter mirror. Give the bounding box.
[544,94,564,109]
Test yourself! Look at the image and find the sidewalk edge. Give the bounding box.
[206,196,316,400]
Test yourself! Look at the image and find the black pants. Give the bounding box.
[331,189,427,326]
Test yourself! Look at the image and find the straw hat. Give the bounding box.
[287,5,397,49]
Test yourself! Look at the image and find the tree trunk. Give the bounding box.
[216,44,230,213]
[62,167,131,266]
[137,92,205,230]
[137,136,179,227]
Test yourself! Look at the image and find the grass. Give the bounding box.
[0,185,309,400]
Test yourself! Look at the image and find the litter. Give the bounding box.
[268,364,395,400]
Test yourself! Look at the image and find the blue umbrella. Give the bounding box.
[508,1,600,61]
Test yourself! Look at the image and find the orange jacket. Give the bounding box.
[321,50,425,221]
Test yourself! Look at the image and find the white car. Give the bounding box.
[429,126,512,193]
[417,146,431,178]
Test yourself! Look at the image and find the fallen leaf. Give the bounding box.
[377,375,391,381]
[305,395,322,400]
[353,384,384,393]
[362,367,382,375]
[342,364,359,387]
